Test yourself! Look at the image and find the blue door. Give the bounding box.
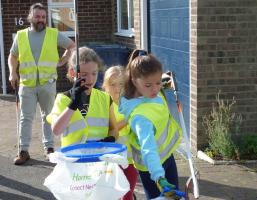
[148,0,190,133]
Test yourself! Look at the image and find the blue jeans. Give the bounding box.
[138,155,178,200]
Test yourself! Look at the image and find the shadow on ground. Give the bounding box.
[178,176,256,200]
[0,94,15,102]
[21,158,56,168]
[0,175,55,200]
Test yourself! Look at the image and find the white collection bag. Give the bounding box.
[44,143,130,200]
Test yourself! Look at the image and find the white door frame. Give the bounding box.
[140,0,148,50]
[0,0,7,94]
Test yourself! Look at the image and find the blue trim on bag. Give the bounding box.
[58,142,127,163]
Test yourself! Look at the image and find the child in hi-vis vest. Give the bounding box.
[119,49,182,200]
[47,47,117,147]
[102,66,138,200]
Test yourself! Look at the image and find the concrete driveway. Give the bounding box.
[0,95,256,200]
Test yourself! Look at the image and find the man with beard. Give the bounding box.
[8,3,75,165]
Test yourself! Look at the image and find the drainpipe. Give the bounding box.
[140,0,148,50]
[0,1,7,94]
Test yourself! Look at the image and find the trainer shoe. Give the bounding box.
[44,147,54,160]
[14,151,30,165]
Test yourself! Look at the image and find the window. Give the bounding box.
[48,0,74,37]
[116,0,134,37]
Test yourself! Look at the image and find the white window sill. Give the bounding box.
[114,32,134,38]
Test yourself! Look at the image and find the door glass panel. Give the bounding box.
[49,7,74,31]
[120,0,128,29]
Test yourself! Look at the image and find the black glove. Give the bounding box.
[98,136,116,142]
[162,71,177,90]
[68,78,88,110]
[162,71,171,89]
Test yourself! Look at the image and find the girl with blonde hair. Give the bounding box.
[102,66,138,200]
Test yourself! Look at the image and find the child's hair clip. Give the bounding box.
[138,50,147,56]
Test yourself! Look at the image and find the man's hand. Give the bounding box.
[8,53,19,89]
[58,40,75,67]
[9,71,19,89]
[57,56,68,67]
[68,78,88,110]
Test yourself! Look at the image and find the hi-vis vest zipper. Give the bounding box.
[128,94,182,171]
[17,27,59,87]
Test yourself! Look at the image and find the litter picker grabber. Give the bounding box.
[163,71,200,199]
[15,83,20,154]
[74,0,80,78]
[157,188,187,200]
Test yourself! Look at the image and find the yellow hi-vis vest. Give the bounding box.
[46,93,88,147]
[86,88,110,139]
[113,102,133,164]
[128,95,182,171]
[47,88,111,146]
[17,27,59,87]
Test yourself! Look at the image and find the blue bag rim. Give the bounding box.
[57,142,127,163]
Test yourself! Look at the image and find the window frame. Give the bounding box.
[115,0,134,38]
[48,0,75,37]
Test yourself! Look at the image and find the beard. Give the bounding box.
[32,22,46,32]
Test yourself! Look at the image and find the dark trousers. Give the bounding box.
[138,155,178,199]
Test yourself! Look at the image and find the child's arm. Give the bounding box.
[47,93,75,136]
[107,103,119,140]
[48,78,87,136]
[51,108,75,136]
[131,116,179,197]
[131,116,165,181]
[116,120,127,131]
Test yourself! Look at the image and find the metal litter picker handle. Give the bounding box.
[169,71,200,199]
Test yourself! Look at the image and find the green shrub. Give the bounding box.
[203,92,241,160]
[237,134,257,160]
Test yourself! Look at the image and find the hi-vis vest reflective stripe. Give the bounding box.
[113,102,133,164]
[129,94,182,171]
[46,93,88,147]
[85,88,110,139]
[17,27,59,87]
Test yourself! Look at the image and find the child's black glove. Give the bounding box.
[68,78,88,110]
[162,71,172,89]
[98,136,116,142]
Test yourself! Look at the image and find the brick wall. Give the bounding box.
[192,0,257,150]
[59,0,113,91]
[1,0,113,93]
[78,0,112,45]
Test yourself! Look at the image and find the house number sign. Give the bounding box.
[14,17,24,26]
